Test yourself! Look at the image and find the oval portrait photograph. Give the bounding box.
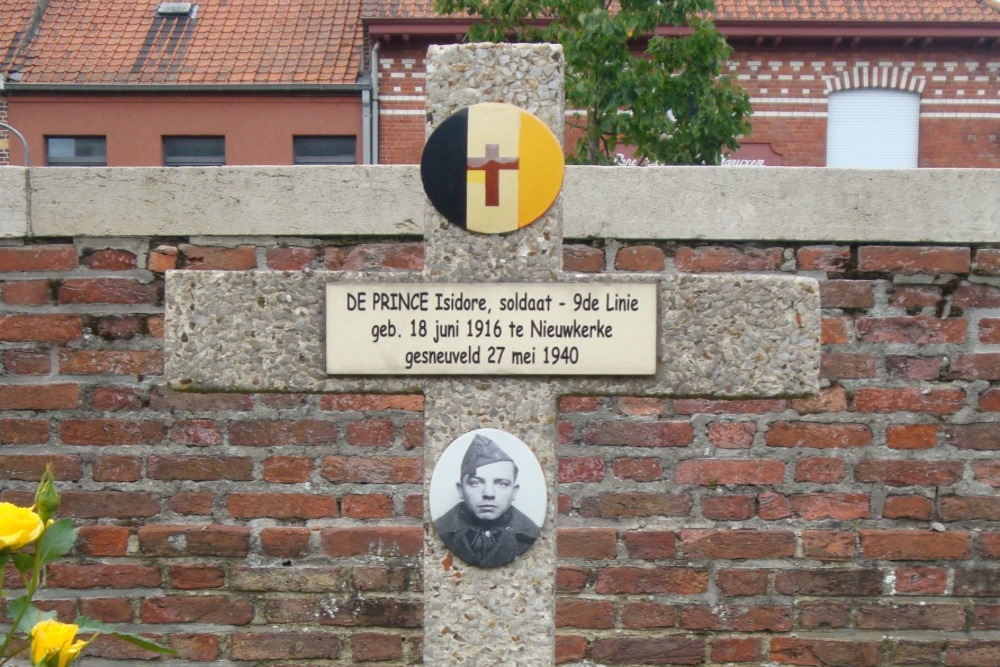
[430,428,546,568]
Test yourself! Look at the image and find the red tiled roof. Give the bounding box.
[1,1,41,71]
[366,0,1000,22]
[10,0,365,86]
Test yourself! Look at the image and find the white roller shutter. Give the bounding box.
[826,89,920,168]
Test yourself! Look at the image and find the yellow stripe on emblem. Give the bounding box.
[466,104,522,234]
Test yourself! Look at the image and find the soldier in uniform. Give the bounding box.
[434,434,541,568]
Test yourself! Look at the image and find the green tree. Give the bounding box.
[434,0,752,165]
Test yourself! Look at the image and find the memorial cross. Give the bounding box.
[165,43,820,665]
[467,144,519,206]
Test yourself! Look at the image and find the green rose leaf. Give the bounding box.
[76,618,176,655]
[35,518,76,565]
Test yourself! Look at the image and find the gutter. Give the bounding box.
[2,83,370,93]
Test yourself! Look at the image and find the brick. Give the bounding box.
[675,459,784,485]
[46,563,161,589]
[555,635,588,663]
[231,566,347,592]
[562,244,604,272]
[353,566,410,592]
[717,569,768,596]
[953,282,1000,308]
[91,386,144,411]
[616,396,666,415]
[623,530,677,559]
[559,395,601,412]
[681,530,794,560]
[821,317,849,343]
[706,421,756,449]
[981,388,1000,412]
[855,459,963,486]
[940,496,1000,521]
[402,420,423,449]
[976,249,1000,275]
[265,246,317,270]
[228,493,337,519]
[169,564,225,590]
[884,495,933,520]
[147,455,252,481]
[345,418,395,446]
[342,493,394,519]
[702,495,755,520]
[981,318,1000,344]
[263,455,313,483]
[81,248,136,270]
[887,423,939,450]
[770,637,879,667]
[592,637,704,665]
[557,528,618,559]
[0,454,80,480]
[887,355,942,380]
[559,456,607,482]
[821,280,875,308]
[321,527,422,557]
[795,601,851,629]
[712,637,761,663]
[166,634,220,662]
[973,605,1000,630]
[92,455,142,482]
[861,530,971,560]
[556,599,615,628]
[140,596,252,624]
[169,419,223,446]
[801,531,855,561]
[673,398,785,414]
[594,567,708,594]
[138,525,251,557]
[149,387,253,411]
[2,349,51,374]
[891,285,943,308]
[320,597,422,628]
[229,419,337,446]
[260,527,311,558]
[615,245,665,271]
[321,455,421,483]
[775,569,882,596]
[681,604,791,632]
[58,349,162,375]
[0,245,77,271]
[895,567,947,594]
[178,244,257,270]
[320,393,423,411]
[795,457,845,483]
[675,245,782,272]
[779,493,870,520]
[949,354,1000,380]
[797,245,850,271]
[583,420,693,447]
[820,352,877,379]
[75,525,129,556]
[343,243,423,271]
[0,314,82,342]
[57,278,160,305]
[973,461,1000,486]
[622,602,676,628]
[59,419,164,445]
[955,570,1000,596]
[80,597,132,623]
[59,491,160,518]
[231,633,340,660]
[556,566,588,593]
[2,279,49,305]
[0,419,49,444]
[855,386,964,414]
[858,245,970,274]
[859,603,965,631]
[765,421,871,448]
[170,492,214,515]
[147,245,178,272]
[351,632,403,662]
[947,423,1000,450]
[578,492,691,518]
[322,246,346,269]
[945,641,1000,667]
[856,317,966,343]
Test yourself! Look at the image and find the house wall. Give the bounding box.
[1,166,999,664]
[376,44,1000,167]
[0,95,10,166]
[5,93,363,166]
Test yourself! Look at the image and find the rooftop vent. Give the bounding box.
[157,3,195,16]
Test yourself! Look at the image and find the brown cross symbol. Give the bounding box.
[467,143,519,206]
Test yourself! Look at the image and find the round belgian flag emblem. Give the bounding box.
[421,103,565,234]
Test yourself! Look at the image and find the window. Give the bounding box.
[827,89,919,168]
[163,136,225,166]
[293,136,356,165]
[45,136,107,166]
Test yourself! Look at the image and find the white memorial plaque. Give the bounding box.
[326,283,657,375]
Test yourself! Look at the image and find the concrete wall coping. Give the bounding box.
[2,165,997,242]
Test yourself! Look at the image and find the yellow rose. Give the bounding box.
[0,501,43,550]
[30,619,86,667]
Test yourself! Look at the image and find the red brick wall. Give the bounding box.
[377,44,1000,167]
[3,238,1000,664]
[0,96,10,166]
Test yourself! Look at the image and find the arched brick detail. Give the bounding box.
[824,66,926,94]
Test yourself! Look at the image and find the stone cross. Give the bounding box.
[165,43,820,665]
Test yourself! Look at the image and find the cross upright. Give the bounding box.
[165,43,820,665]
[467,143,519,206]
